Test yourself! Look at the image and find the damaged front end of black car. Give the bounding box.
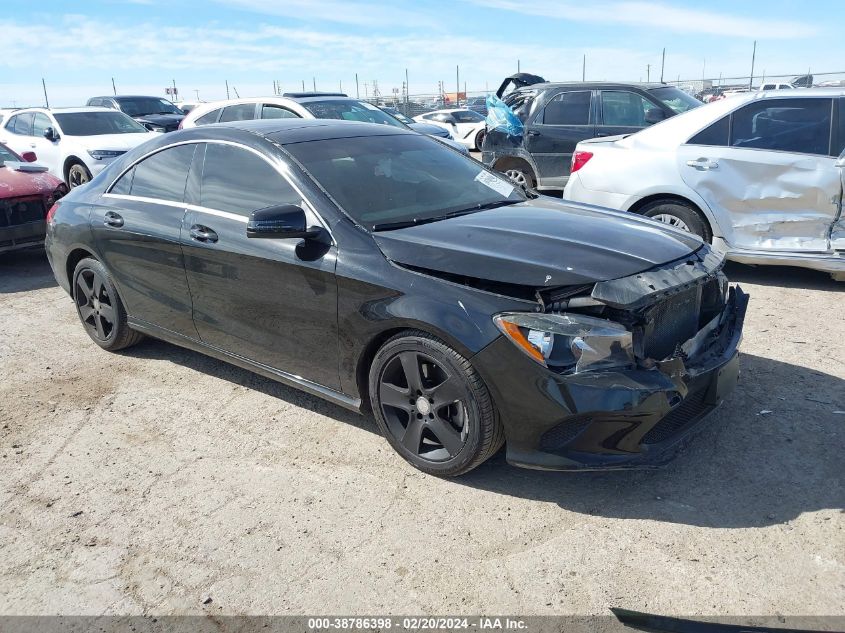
[472,248,748,471]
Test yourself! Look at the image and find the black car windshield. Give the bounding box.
[301,100,407,129]
[286,134,523,230]
[115,97,183,116]
[54,112,149,136]
[649,87,702,113]
[0,143,21,165]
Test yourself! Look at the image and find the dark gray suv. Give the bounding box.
[482,80,702,191]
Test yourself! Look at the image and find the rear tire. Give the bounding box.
[499,163,536,190]
[368,331,503,477]
[639,199,712,242]
[72,257,143,351]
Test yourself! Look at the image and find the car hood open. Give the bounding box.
[372,199,703,288]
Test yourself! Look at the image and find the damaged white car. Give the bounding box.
[563,89,845,280]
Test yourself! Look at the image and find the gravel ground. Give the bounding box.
[0,248,843,618]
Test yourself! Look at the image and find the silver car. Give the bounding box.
[564,89,845,280]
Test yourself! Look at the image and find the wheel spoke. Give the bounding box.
[379,382,411,411]
[401,417,426,453]
[94,314,106,339]
[398,352,423,393]
[78,304,95,321]
[98,303,115,324]
[76,275,93,301]
[427,415,464,457]
[92,274,106,300]
[429,374,464,409]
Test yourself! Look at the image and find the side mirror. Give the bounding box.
[44,127,59,141]
[21,151,37,162]
[644,108,667,125]
[247,204,321,239]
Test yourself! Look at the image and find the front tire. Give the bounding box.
[72,257,143,351]
[368,331,503,476]
[501,164,536,190]
[474,129,486,151]
[639,199,712,242]
[66,161,92,189]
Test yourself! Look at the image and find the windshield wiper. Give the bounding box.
[371,199,522,232]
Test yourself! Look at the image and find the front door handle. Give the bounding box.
[686,158,719,171]
[189,225,219,243]
[103,211,124,228]
[527,130,540,137]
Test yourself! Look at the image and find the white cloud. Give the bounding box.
[464,0,820,39]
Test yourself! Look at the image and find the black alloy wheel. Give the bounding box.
[369,331,503,476]
[72,257,143,351]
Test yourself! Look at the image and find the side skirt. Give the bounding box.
[127,318,362,413]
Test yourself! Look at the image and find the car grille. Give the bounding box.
[641,286,701,360]
[641,389,713,445]
[0,197,45,228]
[539,415,593,452]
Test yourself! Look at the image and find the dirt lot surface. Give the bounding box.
[0,249,843,618]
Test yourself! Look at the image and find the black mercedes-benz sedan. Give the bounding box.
[44,119,747,476]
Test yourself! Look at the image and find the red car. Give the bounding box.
[0,143,67,254]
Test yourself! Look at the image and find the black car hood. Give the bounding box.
[372,199,703,288]
[133,113,184,126]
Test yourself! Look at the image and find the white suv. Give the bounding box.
[0,107,153,188]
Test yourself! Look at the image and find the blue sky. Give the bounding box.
[2,0,839,106]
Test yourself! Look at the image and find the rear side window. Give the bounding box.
[261,104,300,119]
[835,98,845,157]
[730,98,832,155]
[219,104,256,122]
[195,109,221,125]
[200,144,301,215]
[10,113,34,135]
[128,144,197,201]
[541,91,591,125]
[688,115,730,146]
[601,90,655,127]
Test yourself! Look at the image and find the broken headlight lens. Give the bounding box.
[493,312,634,373]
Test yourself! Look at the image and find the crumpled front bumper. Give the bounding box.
[472,286,749,471]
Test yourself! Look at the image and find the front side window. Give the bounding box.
[730,98,832,155]
[301,100,406,129]
[541,91,591,125]
[127,144,197,201]
[452,110,485,123]
[261,104,300,119]
[687,115,730,146]
[601,91,656,127]
[200,144,301,215]
[32,113,52,137]
[0,143,22,163]
[285,134,523,230]
[195,109,221,125]
[53,112,148,136]
[836,98,845,157]
[219,104,256,123]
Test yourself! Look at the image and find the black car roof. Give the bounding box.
[177,119,413,144]
[518,82,670,91]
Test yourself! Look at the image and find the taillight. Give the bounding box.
[571,150,593,174]
[46,202,60,224]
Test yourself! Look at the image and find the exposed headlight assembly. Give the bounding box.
[493,312,634,373]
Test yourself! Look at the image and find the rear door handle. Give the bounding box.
[527,130,540,137]
[686,158,719,171]
[189,224,218,243]
[103,211,124,228]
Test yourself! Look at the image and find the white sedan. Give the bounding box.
[563,89,845,280]
[0,107,153,188]
[414,109,487,150]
